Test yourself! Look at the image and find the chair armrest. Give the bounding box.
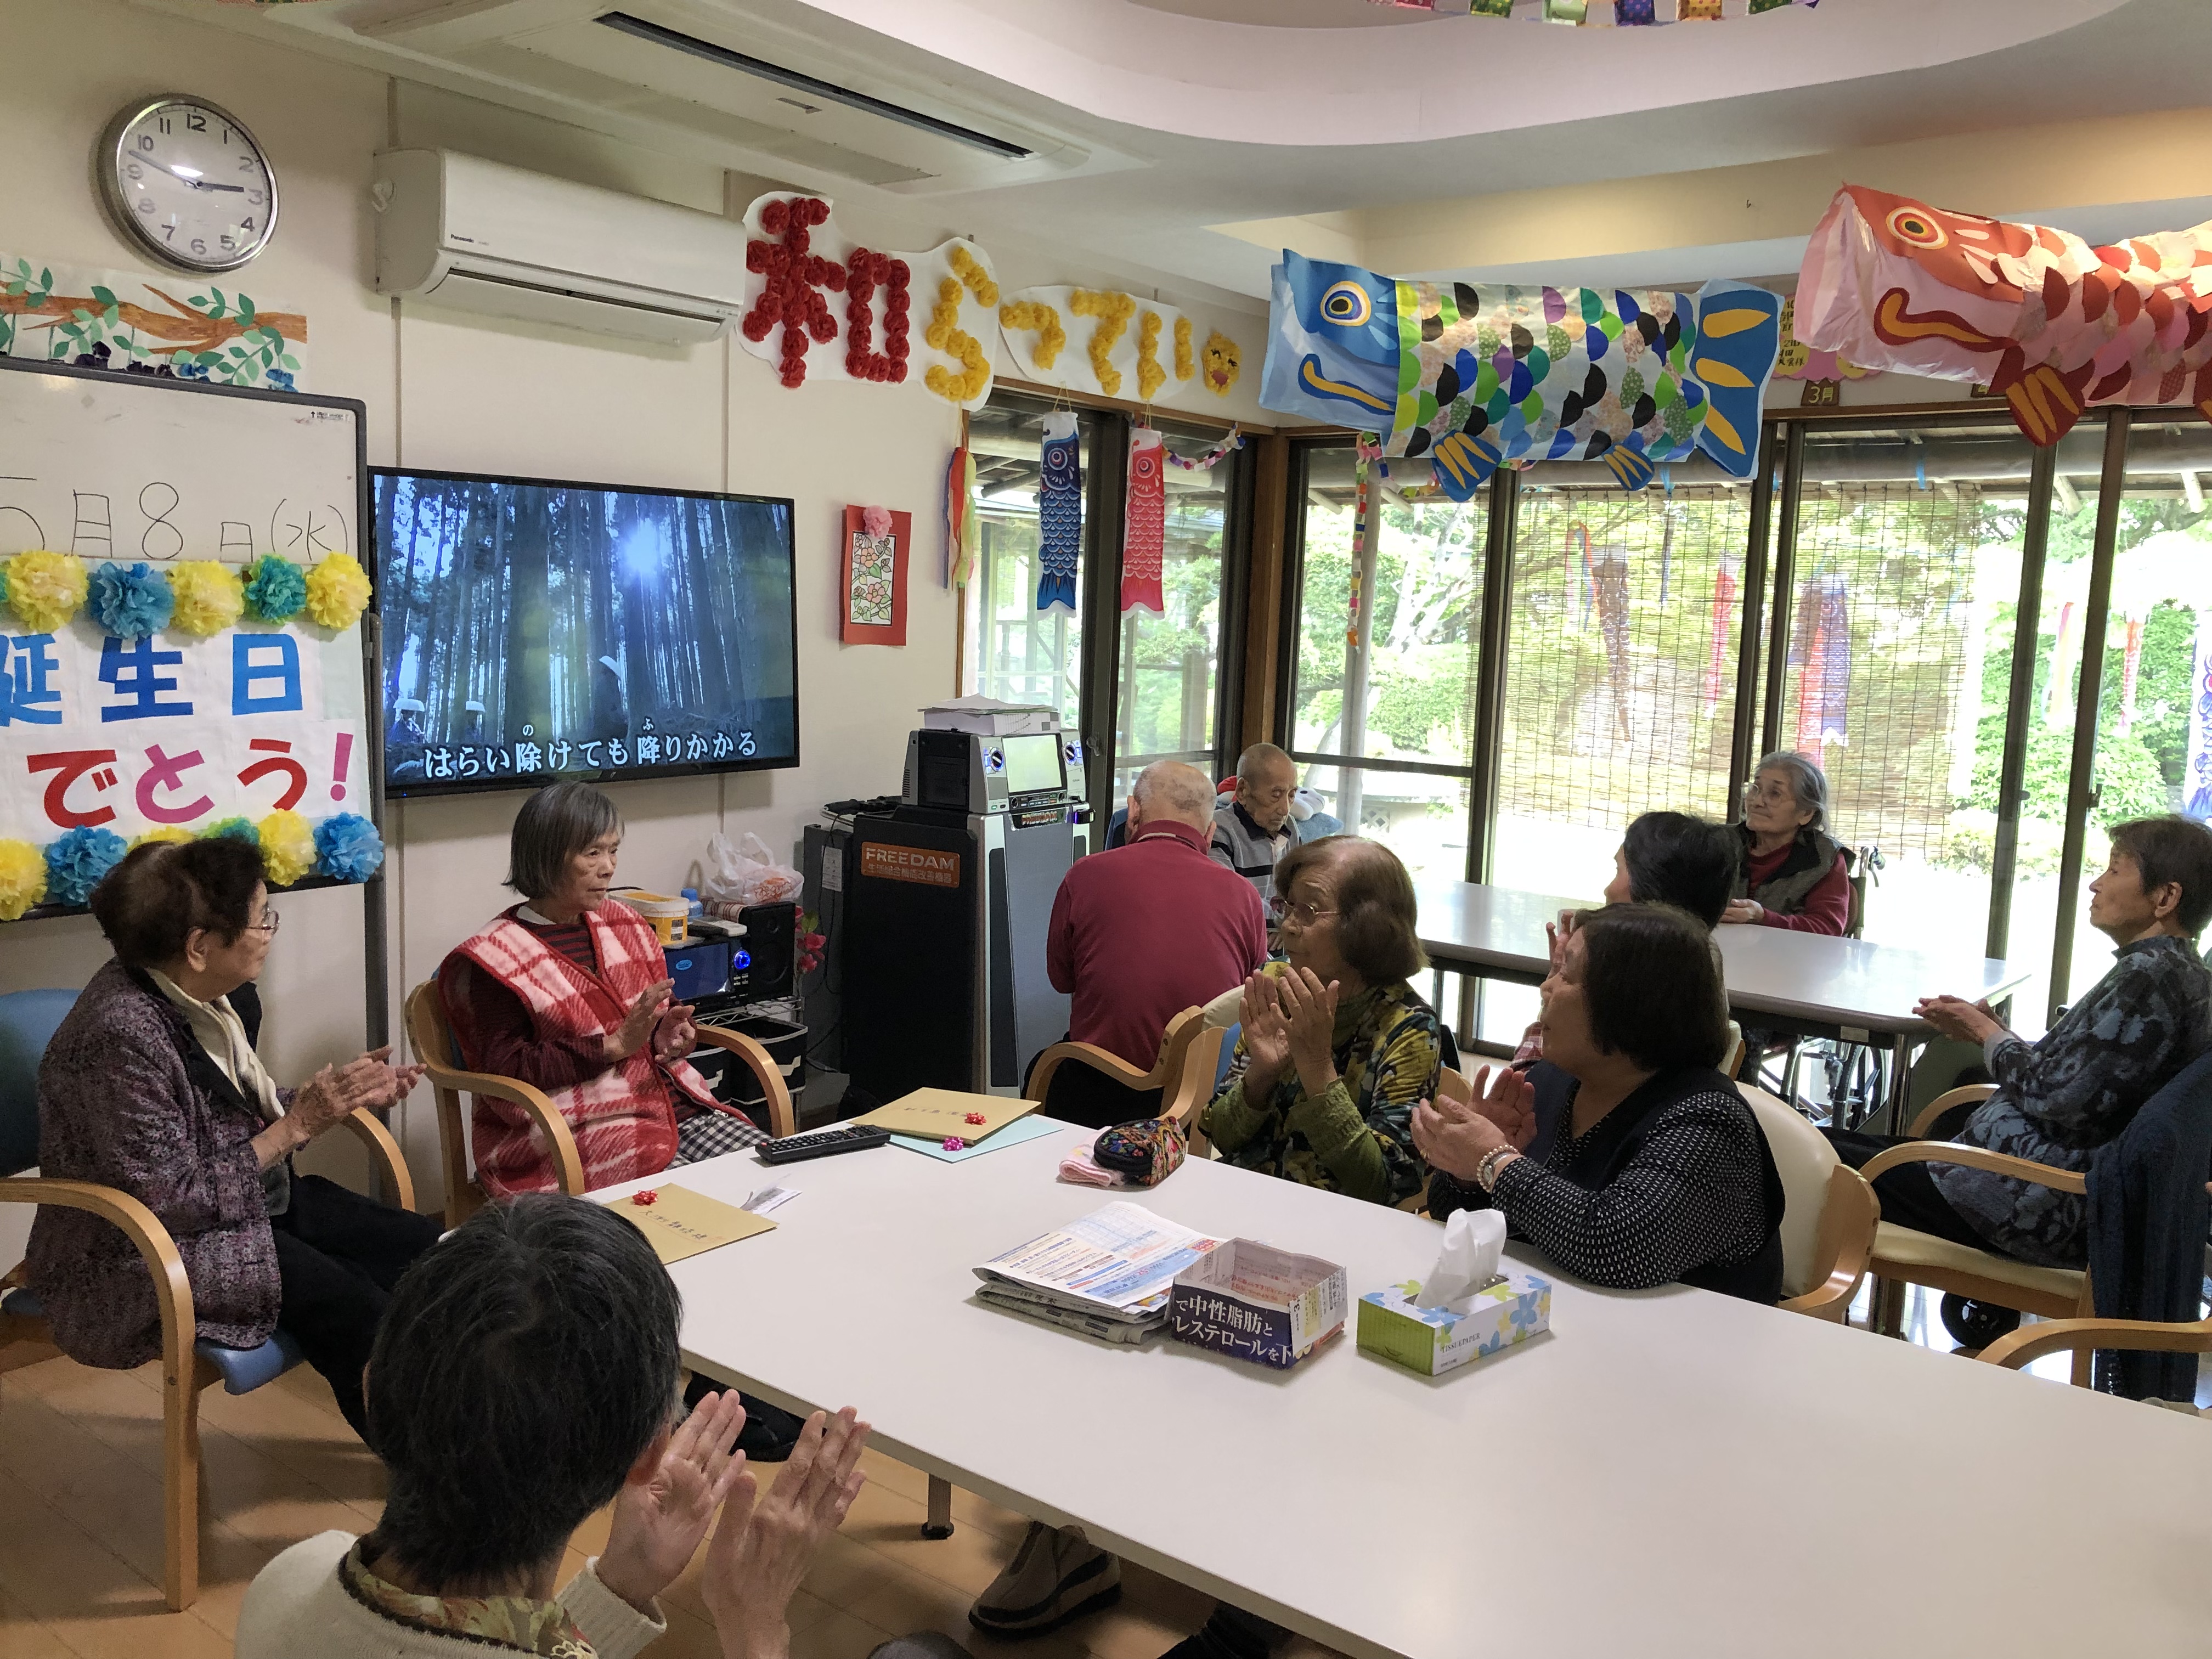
[336,1108,417,1213]
[415,1058,585,1197]
[0,1176,196,1378]
[1859,1139,2086,1195]
[1460,1037,1520,1062]
[1162,1026,1227,1132]
[692,1025,796,1140]
[1978,1316,2212,1372]
[1908,1084,1997,1139]
[1026,1041,1160,1106]
[1778,1165,1877,1321]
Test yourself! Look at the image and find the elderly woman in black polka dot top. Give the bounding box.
[1415,902,1786,1303]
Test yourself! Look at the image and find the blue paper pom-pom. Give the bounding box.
[241,555,308,623]
[88,561,177,640]
[314,812,385,884]
[44,825,129,907]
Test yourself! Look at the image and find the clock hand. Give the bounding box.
[136,157,246,193]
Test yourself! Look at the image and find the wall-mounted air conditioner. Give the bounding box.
[373,149,749,346]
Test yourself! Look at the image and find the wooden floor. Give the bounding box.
[0,1347,1246,1659]
[0,1283,2196,1658]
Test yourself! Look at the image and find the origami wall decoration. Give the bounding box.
[1000,287,1226,407]
[842,505,910,646]
[1261,249,1781,499]
[1796,184,2212,446]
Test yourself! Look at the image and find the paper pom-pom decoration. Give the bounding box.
[167,561,245,636]
[133,825,197,849]
[314,812,385,883]
[203,816,260,847]
[259,809,317,887]
[3,551,87,633]
[88,561,176,640]
[0,839,48,921]
[44,825,129,907]
[304,552,372,630]
[241,554,308,623]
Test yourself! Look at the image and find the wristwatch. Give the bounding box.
[1475,1146,1514,1193]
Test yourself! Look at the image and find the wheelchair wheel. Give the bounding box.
[1940,1295,2023,1349]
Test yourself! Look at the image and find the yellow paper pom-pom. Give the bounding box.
[167,561,245,636]
[259,809,317,887]
[4,551,88,633]
[0,838,47,922]
[132,825,197,849]
[305,552,373,631]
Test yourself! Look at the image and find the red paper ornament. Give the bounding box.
[631,1189,659,1206]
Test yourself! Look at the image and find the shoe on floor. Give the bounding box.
[969,1520,1122,1637]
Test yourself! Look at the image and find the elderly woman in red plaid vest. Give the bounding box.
[438,783,766,1195]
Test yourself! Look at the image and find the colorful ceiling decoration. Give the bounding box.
[1796,184,2212,445]
[1363,0,1819,21]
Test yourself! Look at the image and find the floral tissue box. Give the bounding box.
[1356,1272,1551,1377]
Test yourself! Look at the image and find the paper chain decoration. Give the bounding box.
[1165,428,1245,470]
[1796,184,2212,446]
[1262,249,1781,499]
[1366,0,1817,20]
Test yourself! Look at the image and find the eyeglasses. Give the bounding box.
[248,909,281,936]
[1267,894,1338,928]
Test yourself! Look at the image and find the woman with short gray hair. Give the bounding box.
[437,782,766,1196]
[1723,752,1850,934]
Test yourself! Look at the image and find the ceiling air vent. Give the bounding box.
[595,13,1035,161]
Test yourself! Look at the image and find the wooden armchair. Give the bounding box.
[1978,1315,2212,1384]
[1026,1007,1227,1152]
[1860,1084,2096,1383]
[1737,1085,1878,1321]
[0,986,415,1612]
[405,980,794,1227]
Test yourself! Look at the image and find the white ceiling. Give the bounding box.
[145,0,2212,302]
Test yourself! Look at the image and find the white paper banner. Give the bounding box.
[0,598,366,843]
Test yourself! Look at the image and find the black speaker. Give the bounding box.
[727,901,797,1000]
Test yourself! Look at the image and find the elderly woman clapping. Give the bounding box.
[28,839,439,1440]
[1723,751,1850,935]
[438,782,764,1197]
[1418,904,1785,1302]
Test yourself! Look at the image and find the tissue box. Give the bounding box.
[1167,1240,1347,1370]
[1356,1272,1551,1377]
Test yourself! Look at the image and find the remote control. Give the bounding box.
[756,1124,893,1165]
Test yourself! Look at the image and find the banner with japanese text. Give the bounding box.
[0,607,367,842]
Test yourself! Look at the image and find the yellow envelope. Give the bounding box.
[606,1183,776,1266]
[851,1087,1040,1142]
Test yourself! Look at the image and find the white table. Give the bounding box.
[604,1128,2212,1659]
[1417,881,2036,1130]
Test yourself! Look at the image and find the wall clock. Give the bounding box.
[97,94,278,274]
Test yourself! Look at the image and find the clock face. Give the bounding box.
[100,97,276,273]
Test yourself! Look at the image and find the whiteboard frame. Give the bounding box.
[0,356,387,1047]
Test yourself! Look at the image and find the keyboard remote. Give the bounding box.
[756,1124,894,1165]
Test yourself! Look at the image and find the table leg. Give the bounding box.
[1883,1035,1912,1136]
[923,1474,954,1539]
[1456,977,1477,1053]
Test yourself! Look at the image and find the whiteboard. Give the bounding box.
[0,360,361,567]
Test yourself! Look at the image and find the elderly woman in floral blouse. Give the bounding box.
[1201,836,1441,1208]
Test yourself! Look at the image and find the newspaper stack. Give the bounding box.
[973,1202,1225,1344]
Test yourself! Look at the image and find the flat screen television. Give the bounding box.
[372,468,798,797]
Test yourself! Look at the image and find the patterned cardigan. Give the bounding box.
[27,959,286,1369]
[1200,970,1440,1206]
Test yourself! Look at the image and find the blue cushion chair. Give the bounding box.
[0,986,416,1612]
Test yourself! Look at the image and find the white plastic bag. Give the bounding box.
[703,831,803,915]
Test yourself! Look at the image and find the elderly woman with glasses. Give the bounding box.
[1200,836,1441,1207]
[27,838,437,1441]
[1723,751,1850,935]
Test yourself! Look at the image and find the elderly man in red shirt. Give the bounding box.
[1039,758,1269,1131]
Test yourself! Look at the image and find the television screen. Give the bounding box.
[373,469,798,796]
[1001,732,1065,796]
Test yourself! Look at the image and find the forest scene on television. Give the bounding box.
[375,474,797,790]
